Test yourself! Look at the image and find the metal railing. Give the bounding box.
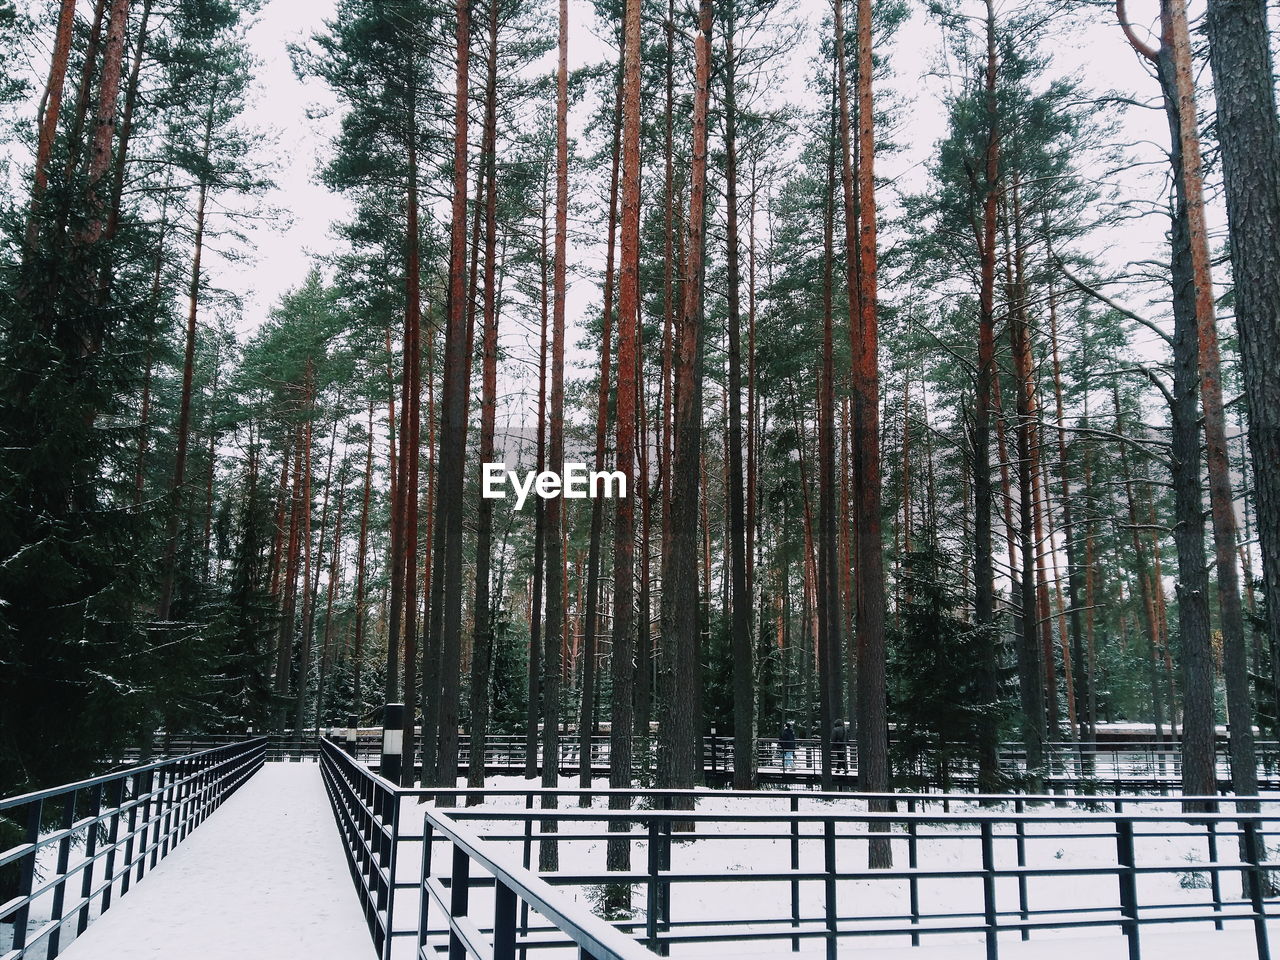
[320,740,1279,960]
[319,738,404,959]
[0,737,265,959]
[427,789,1279,960]
[342,730,1280,794]
[420,808,655,960]
[117,733,347,764]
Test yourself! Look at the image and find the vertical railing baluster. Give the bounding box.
[980,818,998,960]
[1015,798,1028,939]
[823,818,837,960]
[907,799,919,946]
[790,794,800,952]
[120,773,137,895]
[78,781,103,935]
[1241,817,1270,960]
[385,783,401,956]
[135,767,153,884]
[101,778,124,914]
[493,879,518,960]
[520,791,533,960]
[46,789,77,958]
[420,817,435,957]
[448,845,470,960]
[646,817,660,950]
[1116,818,1140,960]
[660,800,672,953]
[1207,817,1223,930]
[11,798,43,953]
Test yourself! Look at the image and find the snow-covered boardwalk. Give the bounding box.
[59,763,371,960]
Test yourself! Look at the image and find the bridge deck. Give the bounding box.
[59,763,370,960]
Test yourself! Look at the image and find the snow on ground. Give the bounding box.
[55,763,371,960]
[388,775,1280,959]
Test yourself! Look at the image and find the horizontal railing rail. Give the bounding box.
[0,737,266,960]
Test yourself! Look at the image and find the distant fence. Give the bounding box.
[122,730,1280,795]
[0,738,265,959]
[319,738,1279,960]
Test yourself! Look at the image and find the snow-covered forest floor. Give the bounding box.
[397,776,1280,959]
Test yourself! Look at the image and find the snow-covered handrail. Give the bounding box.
[421,806,657,960]
[0,737,266,960]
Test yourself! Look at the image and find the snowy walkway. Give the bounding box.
[59,763,372,960]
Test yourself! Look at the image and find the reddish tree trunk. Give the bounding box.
[24,0,77,248]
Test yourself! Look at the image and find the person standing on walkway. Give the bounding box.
[832,718,849,773]
[779,721,797,770]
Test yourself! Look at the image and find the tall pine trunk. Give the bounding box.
[429,0,471,795]
[722,0,754,791]
[538,0,569,871]
[468,0,502,798]
[156,92,216,622]
[1204,0,1280,773]
[659,0,712,793]
[581,54,622,795]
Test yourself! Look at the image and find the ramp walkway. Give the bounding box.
[58,763,369,960]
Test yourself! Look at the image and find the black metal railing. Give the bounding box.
[425,791,1277,960]
[420,808,655,960]
[117,732,351,764]
[343,730,1280,794]
[320,740,1279,960]
[0,737,265,959]
[319,737,404,960]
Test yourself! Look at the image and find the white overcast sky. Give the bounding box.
[223,0,1181,346]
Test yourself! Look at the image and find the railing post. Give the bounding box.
[1206,817,1223,930]
[101,778,124,914]
[448,845,471,960]
[823,818,837,960]
[382,702,405,784]
[494,878,518,960]
[1240,817,1270,960]
[384,784,401,960]
[1116,818,1140,960]
[790,794,801,952]
[646,816,661,950]
[907,798,920,946]
[346,715,359,756]
[78,781,103,934]
[520,792,534,960]
[980,819,998,960]
[11,798,43,953]
[158,764,173,859]
[46,789,77,958]
[1014,798,1028,939]
[121,772,138,895]
[420,817,435,955]
[660,801,672,951]
[136,767,153,883]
